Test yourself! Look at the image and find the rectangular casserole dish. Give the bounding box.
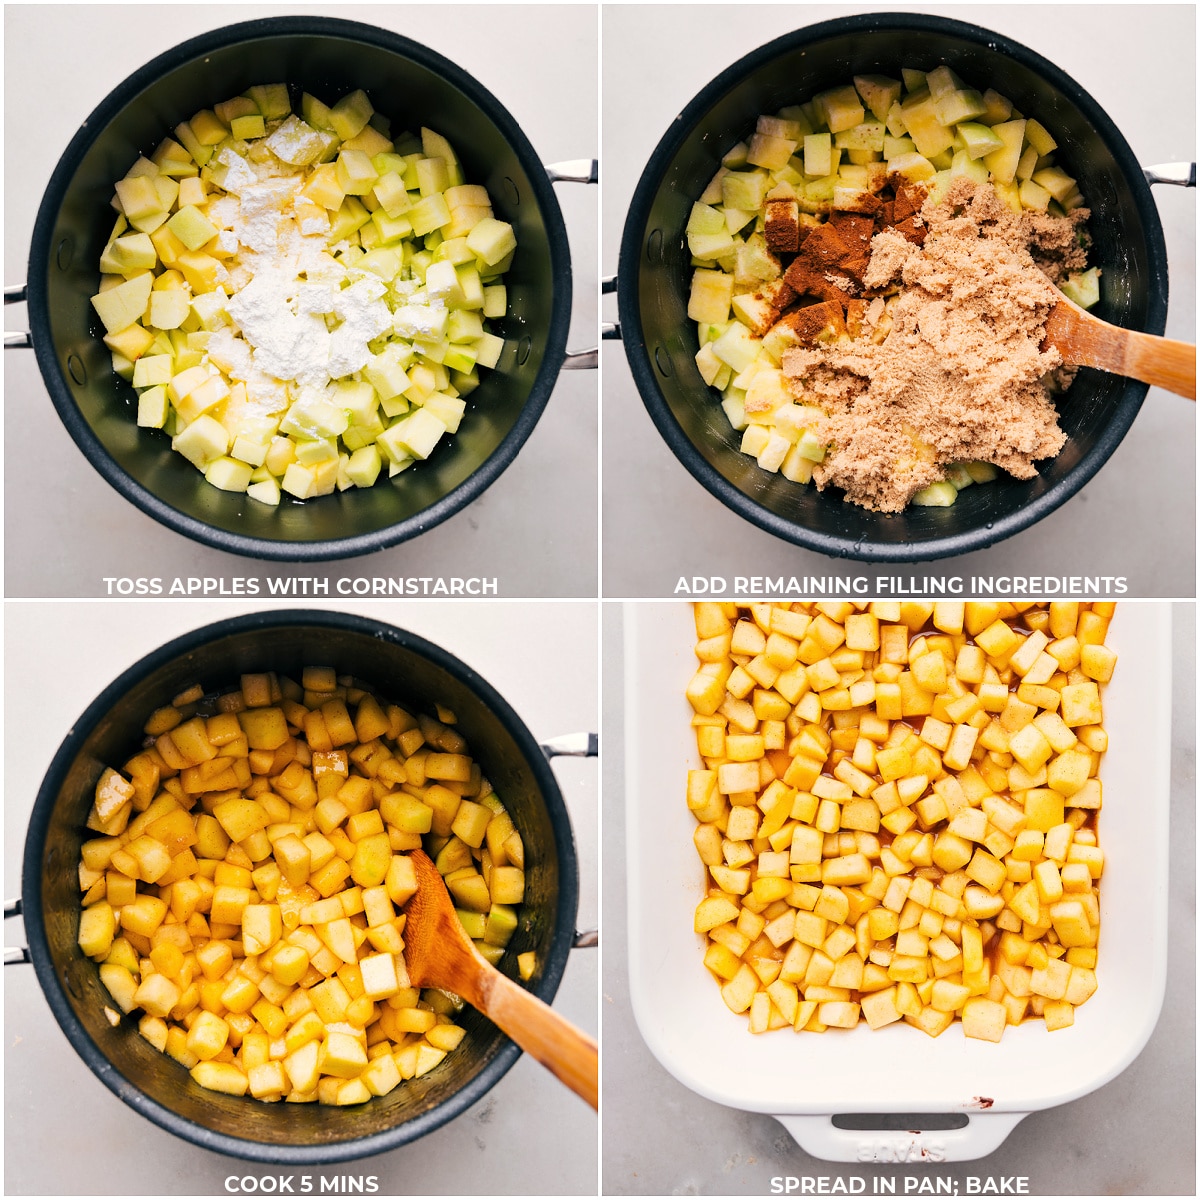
[624,601,1171,1162]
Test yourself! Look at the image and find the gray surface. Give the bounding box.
[601,4,1196,597]
[603,601,1195,1195]
[5,600,598,1195]
[4,4,598,599]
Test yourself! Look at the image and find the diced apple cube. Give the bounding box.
[191,1061,248,1096]
[343,444,382,489]
[1031,166,1077,204]
[114,175,164,221]
[466,217,517,267]
[1024,118,1057,156]
[148,288,191,330]
[899,93,955,159]
[177,252,222,292]
[380,409,447,461]
[281,462,318,499]
[408,193,452,237]
[933,87,987,126]
[91,272,153,334]
[425,258,465,306]
[711,322,761,374]
[205,456,253,493]
[172,414,229,470]
[1018,178,1052,212]
[230,114,265,141]
[886,152,936,184]
[246,476,282,506]
[336,149,380,196]
[957,122,1005,160]
[392,304,448,343]
[137,386,170,429]
[472,332,505,370]
[246,83,292,120]
[175,373,229,423]
[815,85,865,133]
[106,233,159,274]
[329,90,374,141]
[132,354,173,389]
[982,120,1027,185]
[1059,268,1101,310]
[911,481,957,507]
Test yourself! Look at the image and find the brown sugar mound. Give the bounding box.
[781,178,1083,513]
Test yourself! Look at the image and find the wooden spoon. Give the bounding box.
[402,849,598,1109]
[1044,297,1195,400]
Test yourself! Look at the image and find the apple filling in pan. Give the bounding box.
[686,601,1112,1041]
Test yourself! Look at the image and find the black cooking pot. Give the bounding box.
[28,17,577,560]
[19,610,582,1163]
[617,12,1171,561]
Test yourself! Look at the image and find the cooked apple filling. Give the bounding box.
[77,667,533,1103]
[686,601,1112,1042]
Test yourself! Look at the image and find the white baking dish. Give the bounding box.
[624,601,1171,1162]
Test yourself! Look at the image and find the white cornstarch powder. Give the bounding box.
[212,146,394,400]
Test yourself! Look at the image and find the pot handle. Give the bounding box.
[1144,162,1195,187]
[546,159,598,185]
[601,275,620,341]
[540,732,598,758]
[539,733,599,948]
[4,284,31,349]
[4,897,30,965]
[775,1111,1029,1164]
[544,160,599,370]
[562,348,597,370]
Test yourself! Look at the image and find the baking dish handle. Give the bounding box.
[775,1111,1029,1163]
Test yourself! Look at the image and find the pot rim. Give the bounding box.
[618,10,1169,563]
[21,608,580,1164]
[28,15,573,562]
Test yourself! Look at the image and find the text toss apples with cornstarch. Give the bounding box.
[688,66,1100,513]
[92,84,517,505]
[76,667,533,1104]
[685,601,1113,1041]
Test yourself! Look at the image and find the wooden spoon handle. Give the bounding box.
[1116,330,1196,400]
[477,969,599,1109]
[1046,301,1196,400]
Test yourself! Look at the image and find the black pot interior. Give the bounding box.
[24,612,577,1163]
[30,18,570,560]
[621,14,1168,561]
